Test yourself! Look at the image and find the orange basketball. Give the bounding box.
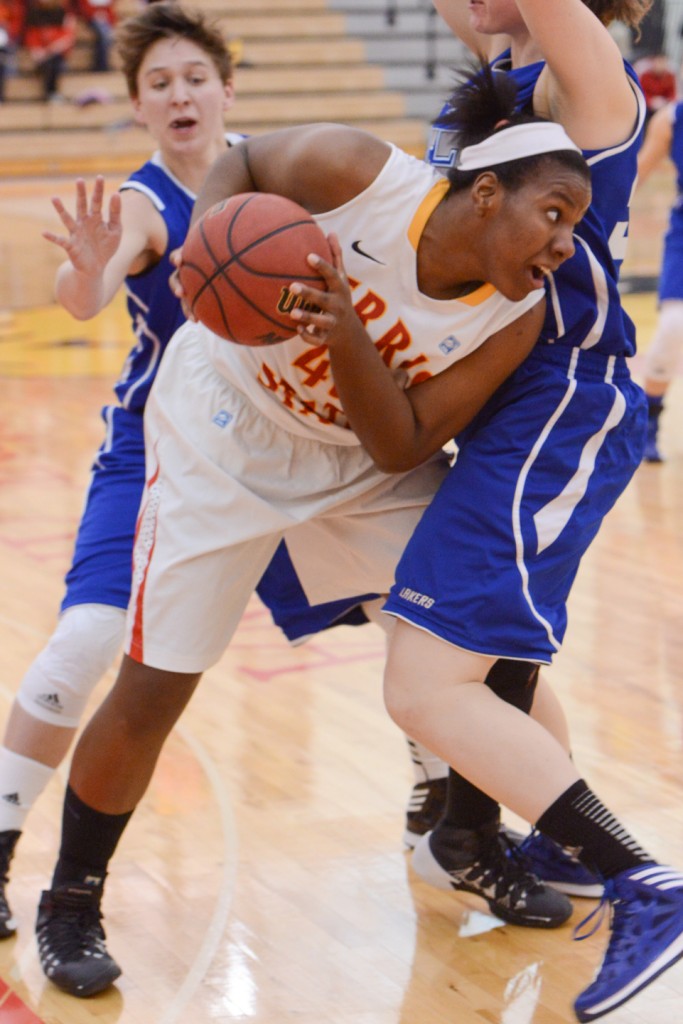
[178,192,332,346]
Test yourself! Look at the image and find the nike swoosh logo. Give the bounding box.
[351,240,386,264]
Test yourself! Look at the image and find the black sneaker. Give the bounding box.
[0,830,20,938]
[36,885,122,997]
[411,821,573,928]
[403,777,448,849]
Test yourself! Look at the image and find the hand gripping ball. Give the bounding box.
[178,192,332,346]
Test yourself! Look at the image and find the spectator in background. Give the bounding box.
[23,0,76,103]
[0,0,24,102]
[634,52,677,124]
[630,0,665,58]
[75,0,116,72]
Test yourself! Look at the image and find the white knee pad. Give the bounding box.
[16,604,126,727]
[644,301,683,385]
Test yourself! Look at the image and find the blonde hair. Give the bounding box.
[582,0,653,30]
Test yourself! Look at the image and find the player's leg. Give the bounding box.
[36,655,202,997]
[641,299,683,463]
[0,605,126,937]
[360,597,451,843]
[385,357,680,1013]
[409,658,574,926]
[36,328,291,997]
[414,661,602,904]
[0,407,144,937]
[386,620,683,1022]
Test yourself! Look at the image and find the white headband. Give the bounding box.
[455,122,582,172]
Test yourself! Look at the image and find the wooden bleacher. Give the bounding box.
[0,0,430,178]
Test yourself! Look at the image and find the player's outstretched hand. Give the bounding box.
[288,234,363,348]
[43,176,122,275]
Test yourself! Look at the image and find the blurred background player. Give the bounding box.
[633,51,677,125]
[74,0,117,74]
[23,0,76,103]
[635,93,683,462]
[0,0,23,103]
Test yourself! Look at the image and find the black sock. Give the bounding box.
[437,768,500,831]
[536,779,653,880]
[51,785,134,892]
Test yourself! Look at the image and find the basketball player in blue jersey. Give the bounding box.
[633,96,683,462]
[309,0,683,1019]
[0,2,237,939]
[0,0,456,949]
[399,0,653,877]
[401,0,653,903]
[33,58,593,996]
[241,42,683,1017]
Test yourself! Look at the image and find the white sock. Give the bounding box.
[0,747,55,831]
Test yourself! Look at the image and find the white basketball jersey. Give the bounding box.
[202,144,542,445]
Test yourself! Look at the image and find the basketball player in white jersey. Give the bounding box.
[35,63,592,998]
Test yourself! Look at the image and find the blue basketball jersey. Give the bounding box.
[385,55,649,663]
[114,135,246,413]
[63,139,255,611]
[114,157,204,413]
[428,52,646,358]
[62,154,198,609]
[670,102,683,196]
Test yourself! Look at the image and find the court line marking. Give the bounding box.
[157,719,238,1024]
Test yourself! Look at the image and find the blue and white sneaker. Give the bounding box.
[520,830,604,899]
[574,863,683,1021]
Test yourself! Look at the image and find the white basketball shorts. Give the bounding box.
[126,324,449,673]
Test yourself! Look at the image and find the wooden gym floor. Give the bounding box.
[0,170,682,1024]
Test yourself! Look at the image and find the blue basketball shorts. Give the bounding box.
[384,344,648,664]
[256,540,376,643]
[658,205,683,302]
[61,405,146,613]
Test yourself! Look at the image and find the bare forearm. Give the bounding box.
[327,324,425,472]
[54,261,108,320]
[329,300,543,473]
